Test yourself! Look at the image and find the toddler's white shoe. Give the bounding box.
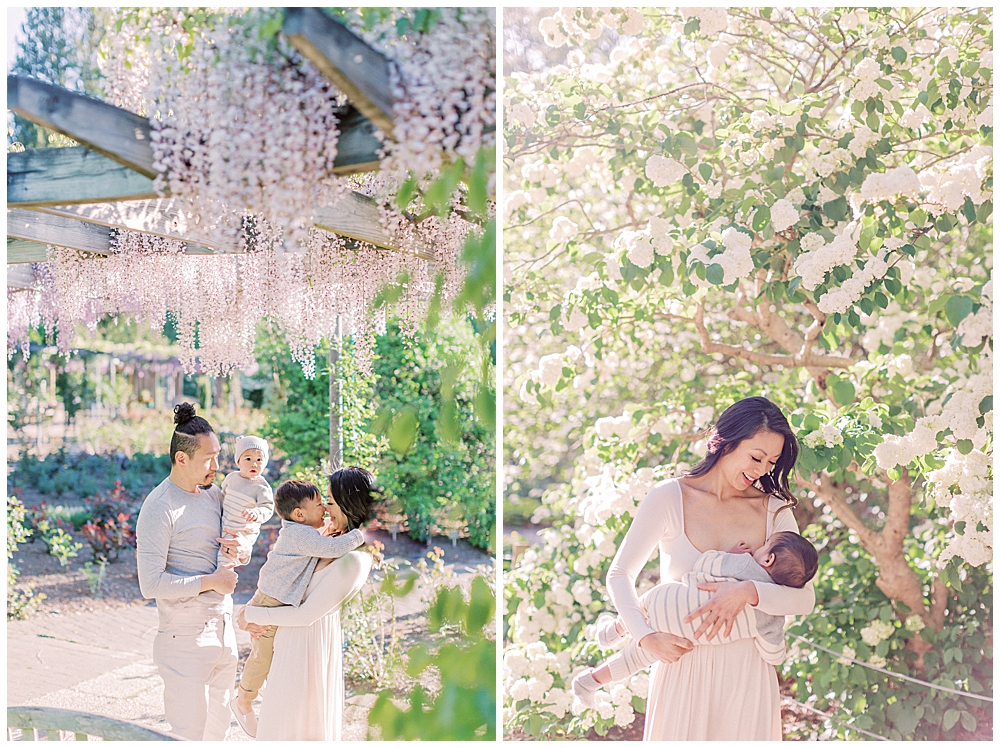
[571,667,600,709]
[231,699,258,739]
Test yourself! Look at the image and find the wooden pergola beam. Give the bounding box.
[8,147,158,207]
[8,75,157,178]
[6,262,39,288]
[283,7,395,136]
[7,209,214,260]
[7,238,52,264]
[30,199,221,249]
[8,209,114,256]
[7,75,382,180]
[27,190,404,253]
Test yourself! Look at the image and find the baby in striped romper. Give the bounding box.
[572,531,818,707]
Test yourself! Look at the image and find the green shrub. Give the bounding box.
[7,492,45,620]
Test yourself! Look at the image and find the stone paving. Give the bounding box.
[7,564,485,740]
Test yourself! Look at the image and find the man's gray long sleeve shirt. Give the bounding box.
[136,477,247,628]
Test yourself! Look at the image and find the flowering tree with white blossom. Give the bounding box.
[504,7,991,739]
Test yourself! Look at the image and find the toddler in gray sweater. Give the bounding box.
[573,531,818,707]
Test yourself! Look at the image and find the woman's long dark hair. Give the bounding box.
[328,466,378,531]
[685,396,799,509]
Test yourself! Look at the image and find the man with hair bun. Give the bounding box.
[135,403,249,741]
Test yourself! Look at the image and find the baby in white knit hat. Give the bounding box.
[217,435,275,569]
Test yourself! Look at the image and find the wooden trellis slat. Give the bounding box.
[7,238,50,265]
[8,75,157,178]
[7,209,215,259]
[8,208,113,256]
[8,146,158,207]
[5,255,43,286]
[32,198,220,249]
[33,190,401,252]
[283,7,395,136]
[8,74,382,179]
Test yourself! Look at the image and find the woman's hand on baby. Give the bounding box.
[685,580,758,640]
[637,632,694,663]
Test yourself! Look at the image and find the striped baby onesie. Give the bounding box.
[605,549,786,681]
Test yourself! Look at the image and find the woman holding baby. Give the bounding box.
[601,396,814,740]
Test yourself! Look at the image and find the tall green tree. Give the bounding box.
[8,7,106,149]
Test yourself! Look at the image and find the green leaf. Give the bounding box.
[752,206,771,231]
[698,162,713,181]
[943,709,960,732]
[960,711,977,733]
[827,374,855,407]
[944,295,974,326]
[823,196,848,222]
[979,395,992,414]
[891,46,907,62]
[705,263,725,285]
[956,439,973,455]
[387,406,420,455]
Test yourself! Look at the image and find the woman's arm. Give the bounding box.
[751,508,815,617]
[244,551,372,627]
[606,481,678,643]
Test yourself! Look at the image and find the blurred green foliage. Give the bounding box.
[368,575,496,740]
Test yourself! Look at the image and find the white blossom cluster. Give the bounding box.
[793,223,861,291]
[769,198,800,232]
[858,165,921,205]
[616,227,668,269]
[645,155,689,187]
[817,250,890,315]
[874,354,992,471]
[927,448,993,567]
[679,7,728,37]
[846,57,883,102]
[802,424,844,449]
[537,8,645,48]
[859,619,894,646]
[919,145,993,214]
[687,227,755,285]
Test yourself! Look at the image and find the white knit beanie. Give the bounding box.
[234,435,269,469]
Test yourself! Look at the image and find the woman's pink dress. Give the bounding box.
[607,479,815,740]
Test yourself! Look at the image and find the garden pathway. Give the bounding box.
[7,558,485,741]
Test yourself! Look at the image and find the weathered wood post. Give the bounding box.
[329,315,343,469]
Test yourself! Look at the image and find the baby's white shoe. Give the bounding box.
[571,667,600,709]
[595,613,625,649]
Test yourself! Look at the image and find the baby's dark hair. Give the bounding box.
[169,403,215,465]
[766,532,818,588]
[275,479,321,521]
[328,466,377,531]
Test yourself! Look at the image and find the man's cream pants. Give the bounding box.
[152,610,238,741]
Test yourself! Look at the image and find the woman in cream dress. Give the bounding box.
[606,397,814,740]
[242,549,371,740]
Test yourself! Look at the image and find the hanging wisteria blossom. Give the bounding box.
[7,8,495,375]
